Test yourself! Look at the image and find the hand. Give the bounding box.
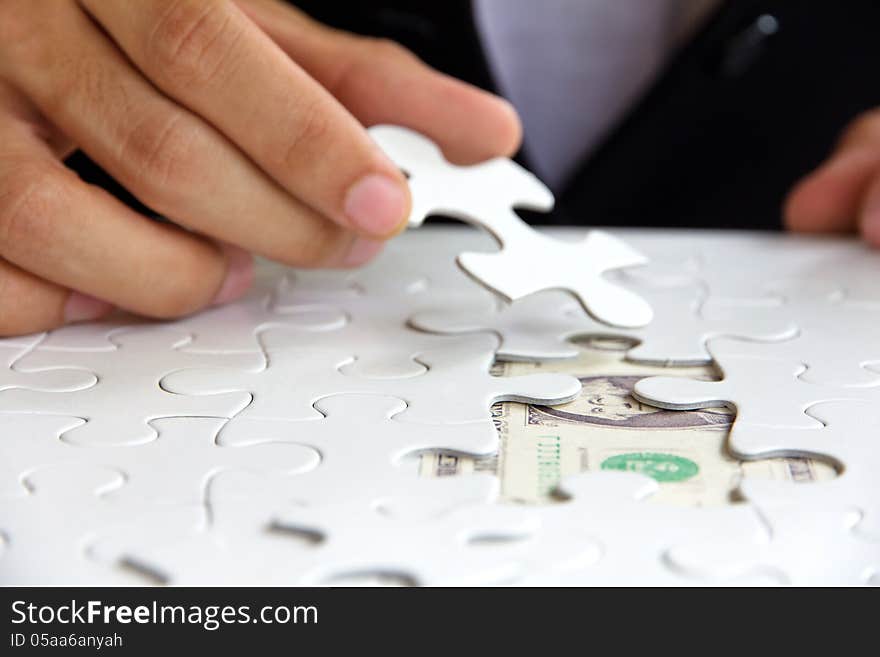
[0,0,521,334]
[785,109,880,245]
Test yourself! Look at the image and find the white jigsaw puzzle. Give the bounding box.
[162,331,582,425]
[1,178,879,586]
[216,394,498,510]
[667,491,880,585]
[727,400,880,537]
[0,328,258,446]
[410,285,797,365]
[510,472,774,586]
[632,337,880,428]
[0,465,154,585]
[702,281,880,386]
[0,415,319,506]
[94,470,530,586]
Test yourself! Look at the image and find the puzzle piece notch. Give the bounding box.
[35,288,346,355]
[6,327,258,445]
[368,124,555,227]
[633,338,880,429]
[702,282,880,386]
[162,332,582,426]
[510,472,770,586]
[410,285,796,365]
[272,283,497,379]
[368,124,653,329]
[0,340,96,392]
[96,470,527,586]
[215,394,497,510]
[727,400,880,537]
[0,465,152,585]
[0,415,320,506]
[668,499,878,585]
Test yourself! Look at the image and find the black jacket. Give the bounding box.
[68,0,880,230]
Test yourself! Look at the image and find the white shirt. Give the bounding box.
[473,0,719,190]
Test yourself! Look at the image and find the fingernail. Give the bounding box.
[212,245,254,306]
[64,292,113,324]
[342,237,384,267]
[343,173,409,237]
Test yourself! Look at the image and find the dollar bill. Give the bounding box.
[420,336,835,507]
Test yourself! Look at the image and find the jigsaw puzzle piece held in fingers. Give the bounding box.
[368,124,653,328]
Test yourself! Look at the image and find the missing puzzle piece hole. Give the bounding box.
[319,570,417,587]
[117,557,172,586]
[466,531,532,547]
[266,521,324,547]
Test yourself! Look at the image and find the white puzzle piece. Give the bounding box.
[668,498,879,586]
[368,125,653,328]
[703,283,880,386]
[511,472,769,586]
[0,465,151,585]
[727,400,880,536]
[0,339,96,392]
[632,338,880,428]
[410,285,796,365]
[97,471,527,586]
[217,394,497,508]
[273,287,495,379]
[0,415,319,506]
[2,226,879,586]
[2,328,258,445]
[162,332,582,425]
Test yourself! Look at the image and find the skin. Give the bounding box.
[0,0,873,336]
[784,109,880,245]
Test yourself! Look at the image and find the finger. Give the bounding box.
[236,0,522,164]
[3,2,376,267]
[80,0,410,238]
[0,113,247,319]
[0,80,75,161]
[784,148,880,233]
[785,110,880,234]
[858,170,880,246]
[0,257,114,336]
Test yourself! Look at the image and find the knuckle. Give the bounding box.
[146,0,242,87]
[364,37,413,63]
[0,4,46,71]
[117,113,202,205]
[277,99,332,168]
[0,163,67,255]
[42,54,112,121]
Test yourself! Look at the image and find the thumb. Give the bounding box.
[785,109,880,234]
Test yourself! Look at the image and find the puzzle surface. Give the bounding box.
[1,225,877,586]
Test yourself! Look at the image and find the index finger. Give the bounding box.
[237,0,523,165]
[79,0,410,239]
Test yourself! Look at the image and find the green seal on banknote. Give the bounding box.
[600,452,699,482]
